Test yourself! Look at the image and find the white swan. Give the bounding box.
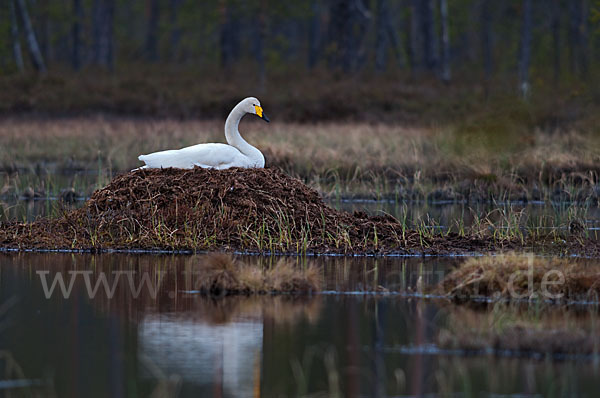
[137,97,269,169]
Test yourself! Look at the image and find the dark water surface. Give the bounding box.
[1,253,599,397]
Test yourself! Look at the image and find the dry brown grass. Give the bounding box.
[1,116,599,201]
[193,254,322,295]
[437,253,600,302]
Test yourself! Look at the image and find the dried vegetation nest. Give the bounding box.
[0,167,496,254]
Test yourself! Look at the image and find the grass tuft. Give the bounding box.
[193,254,322,295]
[437,253,600,302]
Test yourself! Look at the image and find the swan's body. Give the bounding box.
[138,97,269,169]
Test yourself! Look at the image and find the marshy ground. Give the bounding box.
[3,166,600,256]
[1,114,599,202]
[1,111,600,396]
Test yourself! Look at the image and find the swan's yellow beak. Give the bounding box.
[254,105,270,122]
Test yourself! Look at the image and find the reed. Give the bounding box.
[1,117,599,203]
[193,254,322,295]
[437,253,600,302]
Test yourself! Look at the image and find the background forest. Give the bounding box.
[0,0,599,125]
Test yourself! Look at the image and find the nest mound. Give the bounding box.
[0,167,495,254]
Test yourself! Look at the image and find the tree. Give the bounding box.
[9,0,24,72]
[439,0,450,82]
[72,0,84,70]
[568,0,590,77]
[579,0,590,77]
[385,2,404,68]
[374,0,404,71]
[255,0,266,91]
[219,0,240,70]
[375,0,390,71]
[481,0,493,89]
[551,0,561,84]
[307,0,321,69]
[145,0,160,62]
[327,0,353,72]
[14,0,47,73]
[168,0,182,61]
[420,0,438,71]
[92,0,115,69]
[518,0,532,98]
[407,0,420,73]
[327,0,369,73]
[38,0,51,63]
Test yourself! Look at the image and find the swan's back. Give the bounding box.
[139,143,260,169]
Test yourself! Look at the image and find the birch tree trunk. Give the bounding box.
[72,0,83,70]
[9,0,25,72]
[518,0,532,99]
[15,0,46,73]
[439,0,450,83]
[385,3,404,68]
[39,0,51,63]
[374,0,404,71]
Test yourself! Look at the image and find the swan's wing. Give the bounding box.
[139,143,244,169]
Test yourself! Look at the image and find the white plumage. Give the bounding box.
[139,143,253,170]
[137,97,269,170]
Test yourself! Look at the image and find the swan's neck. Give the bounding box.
[224,105,264,166]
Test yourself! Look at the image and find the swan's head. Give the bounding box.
[240,97,270,123]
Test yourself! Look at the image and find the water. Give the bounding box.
[335,200,600,235]
[0,198,83,222]
[1,253,598,397]
[2,172,600,396]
